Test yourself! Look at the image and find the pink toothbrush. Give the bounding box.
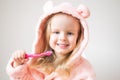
[25,51,52,58]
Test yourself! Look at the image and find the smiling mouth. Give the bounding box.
[57,43,69,48]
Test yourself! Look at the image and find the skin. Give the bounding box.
[45,14,83,80]
[12,50,28,67]
[45,14,95,80]
[11,14,95,80]
[12,13,80,68]
[49,14,80,62]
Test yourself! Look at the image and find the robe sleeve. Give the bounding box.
[6,57,34,80]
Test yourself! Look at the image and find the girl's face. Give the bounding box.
[49,14,80,57]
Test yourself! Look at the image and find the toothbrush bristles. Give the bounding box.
[45,51,53,56]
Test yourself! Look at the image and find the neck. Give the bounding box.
[53,54,69,67]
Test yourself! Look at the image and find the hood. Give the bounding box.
[32,1,90,62]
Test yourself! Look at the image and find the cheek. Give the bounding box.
[70,36,78,44]
[69,35,78,47]
[49,35,57,47]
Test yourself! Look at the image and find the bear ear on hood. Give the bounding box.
[76,4,90,19]
[43,0,54,13]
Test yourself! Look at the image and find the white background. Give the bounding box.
[0,0,120,80]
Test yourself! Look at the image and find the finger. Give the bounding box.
[13,50,26,64]
[19,51,27,63]
[13,52,21,64]
[19,51,25,60]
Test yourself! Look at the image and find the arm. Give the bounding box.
[6,51,34,80]
[6,58,35,80]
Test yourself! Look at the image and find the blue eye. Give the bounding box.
[68,32,73,35]
[54,31,59,34]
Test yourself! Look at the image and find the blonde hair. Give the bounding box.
[30,12,83,75]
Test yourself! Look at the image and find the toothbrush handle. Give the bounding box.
[25,51,52,58]
[25,54,43,58]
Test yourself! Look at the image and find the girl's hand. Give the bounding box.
[12,50,28,67]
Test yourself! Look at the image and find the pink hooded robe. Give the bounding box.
[6,1,96,80]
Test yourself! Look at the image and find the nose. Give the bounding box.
[59,33,66,41]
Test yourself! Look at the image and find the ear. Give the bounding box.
[77,4,90,19]
[43,0,53,13]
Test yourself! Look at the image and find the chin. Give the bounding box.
[55,50,72,55]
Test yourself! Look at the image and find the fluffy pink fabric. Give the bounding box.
[6,57,95,80]
[6,1,96,80]
[6,58,44,80]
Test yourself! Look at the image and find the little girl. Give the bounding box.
[6,1,96,80]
